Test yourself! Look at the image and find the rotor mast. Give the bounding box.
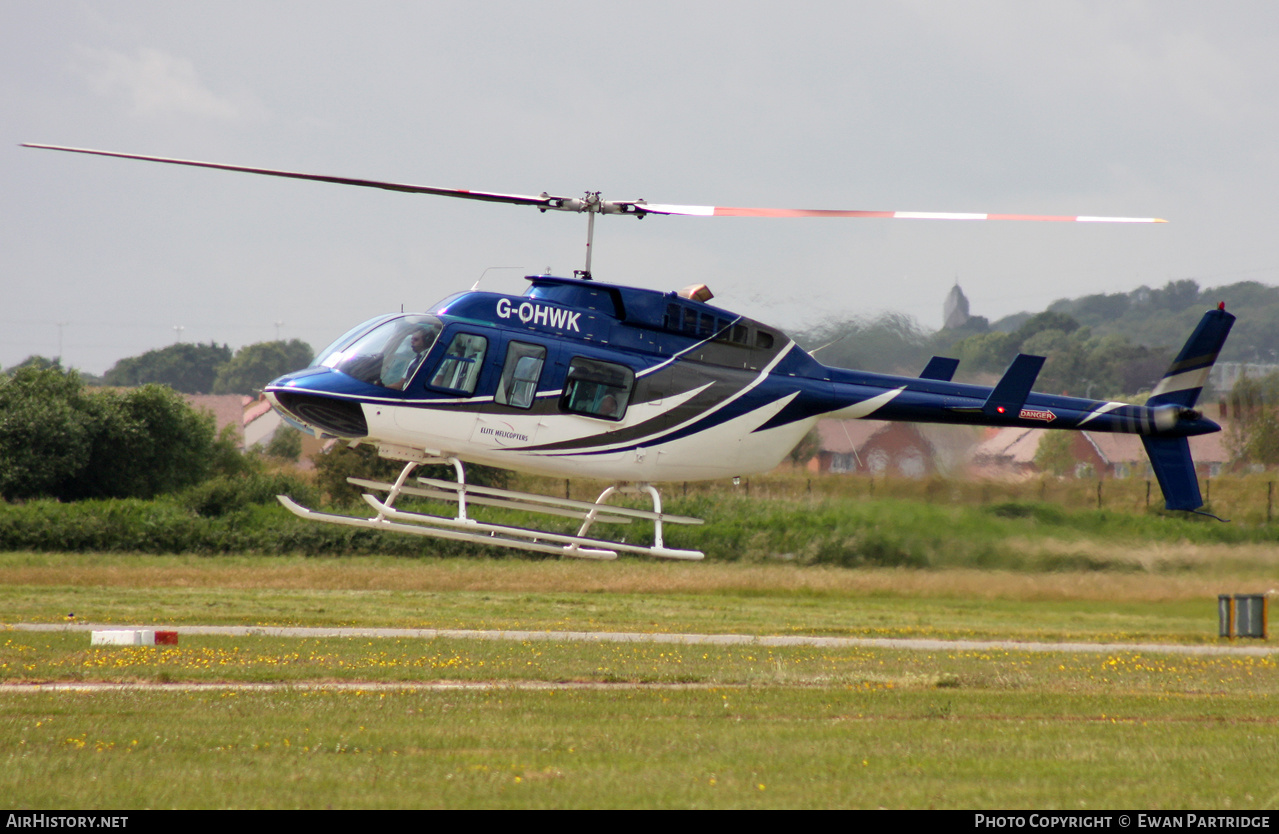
[539,190,650,281]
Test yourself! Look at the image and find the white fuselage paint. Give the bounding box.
[364,389,814,481]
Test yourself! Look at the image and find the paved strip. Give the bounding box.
[7,622,1274,657]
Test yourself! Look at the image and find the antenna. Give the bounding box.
[472,266,527,291]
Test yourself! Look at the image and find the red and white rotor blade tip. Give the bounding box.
[639,203,1167,223]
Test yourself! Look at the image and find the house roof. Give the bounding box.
[973,427,1042,464]
[974,423,1231,468]
[1081,431,1144,464]
[814,419,888,454]
[243,396,274,424]
[183,394,248,438]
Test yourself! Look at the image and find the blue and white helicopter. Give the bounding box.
[27,144,1234,561]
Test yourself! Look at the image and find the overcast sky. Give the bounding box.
[4,1,1278,374]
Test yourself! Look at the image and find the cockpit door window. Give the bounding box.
[429,333,488,394]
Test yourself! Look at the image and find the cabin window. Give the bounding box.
[429,333,488,394]
[664,303,681,331]
[495,341,546,409]
[560,357,634,421]
[687,311,702,335]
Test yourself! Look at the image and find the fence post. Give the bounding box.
[1269,481,1274,523]
[1097,480,1102,510]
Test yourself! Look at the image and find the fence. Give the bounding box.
[524,472,1279,524]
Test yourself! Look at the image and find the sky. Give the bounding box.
[4,1,1278,375]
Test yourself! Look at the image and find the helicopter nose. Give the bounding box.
[265,369,369,438]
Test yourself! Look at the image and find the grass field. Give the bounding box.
[1,549,1276,809]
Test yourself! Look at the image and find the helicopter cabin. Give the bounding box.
[274,274,801,441]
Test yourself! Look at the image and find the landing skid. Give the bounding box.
[276,458,704,561]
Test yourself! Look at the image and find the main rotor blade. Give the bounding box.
[24,144,1167,223]
[636,203,1168,223]
[22,143,561,209]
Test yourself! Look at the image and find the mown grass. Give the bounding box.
[3,631,1276,693]
[2,633,1276,809]
[2,531,1276,808]
[9,687,1275,810]
[1,553,1273,642]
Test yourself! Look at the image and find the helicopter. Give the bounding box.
[24,143,1234,561]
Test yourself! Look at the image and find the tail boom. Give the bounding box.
[817,306,1235,513]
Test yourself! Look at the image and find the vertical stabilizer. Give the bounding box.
[1146,306,1235,408]
[1141,305,1235,513]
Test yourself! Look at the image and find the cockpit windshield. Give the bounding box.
[313,314,444,388]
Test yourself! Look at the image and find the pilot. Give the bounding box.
[384,327,432,390]
[599,393,622,419]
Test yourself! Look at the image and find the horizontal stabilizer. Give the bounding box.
[983,354,1046,417]
[1147,307,1235,408]
[919,356,960,381]
[1142,436,1203,511]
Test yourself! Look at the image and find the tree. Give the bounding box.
[949,331,1015,375]
[103,342,232,393]
[1225,371,1279,468]
[0,368,95,500]
[3,355,62,375]
[72,385,217,499]
[1009,311,1081,347]
[786,427,822,466]
[1034,430,1076,477]
[1146,279,1201,312]
[0,367,219,501]
[798,312,933,374]
[263,425,303,461]
[1021,328,1090,396]
[213,340,314,395]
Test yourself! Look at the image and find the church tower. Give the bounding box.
[943,282,970,330]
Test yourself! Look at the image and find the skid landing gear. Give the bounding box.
[277,457,704,560]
